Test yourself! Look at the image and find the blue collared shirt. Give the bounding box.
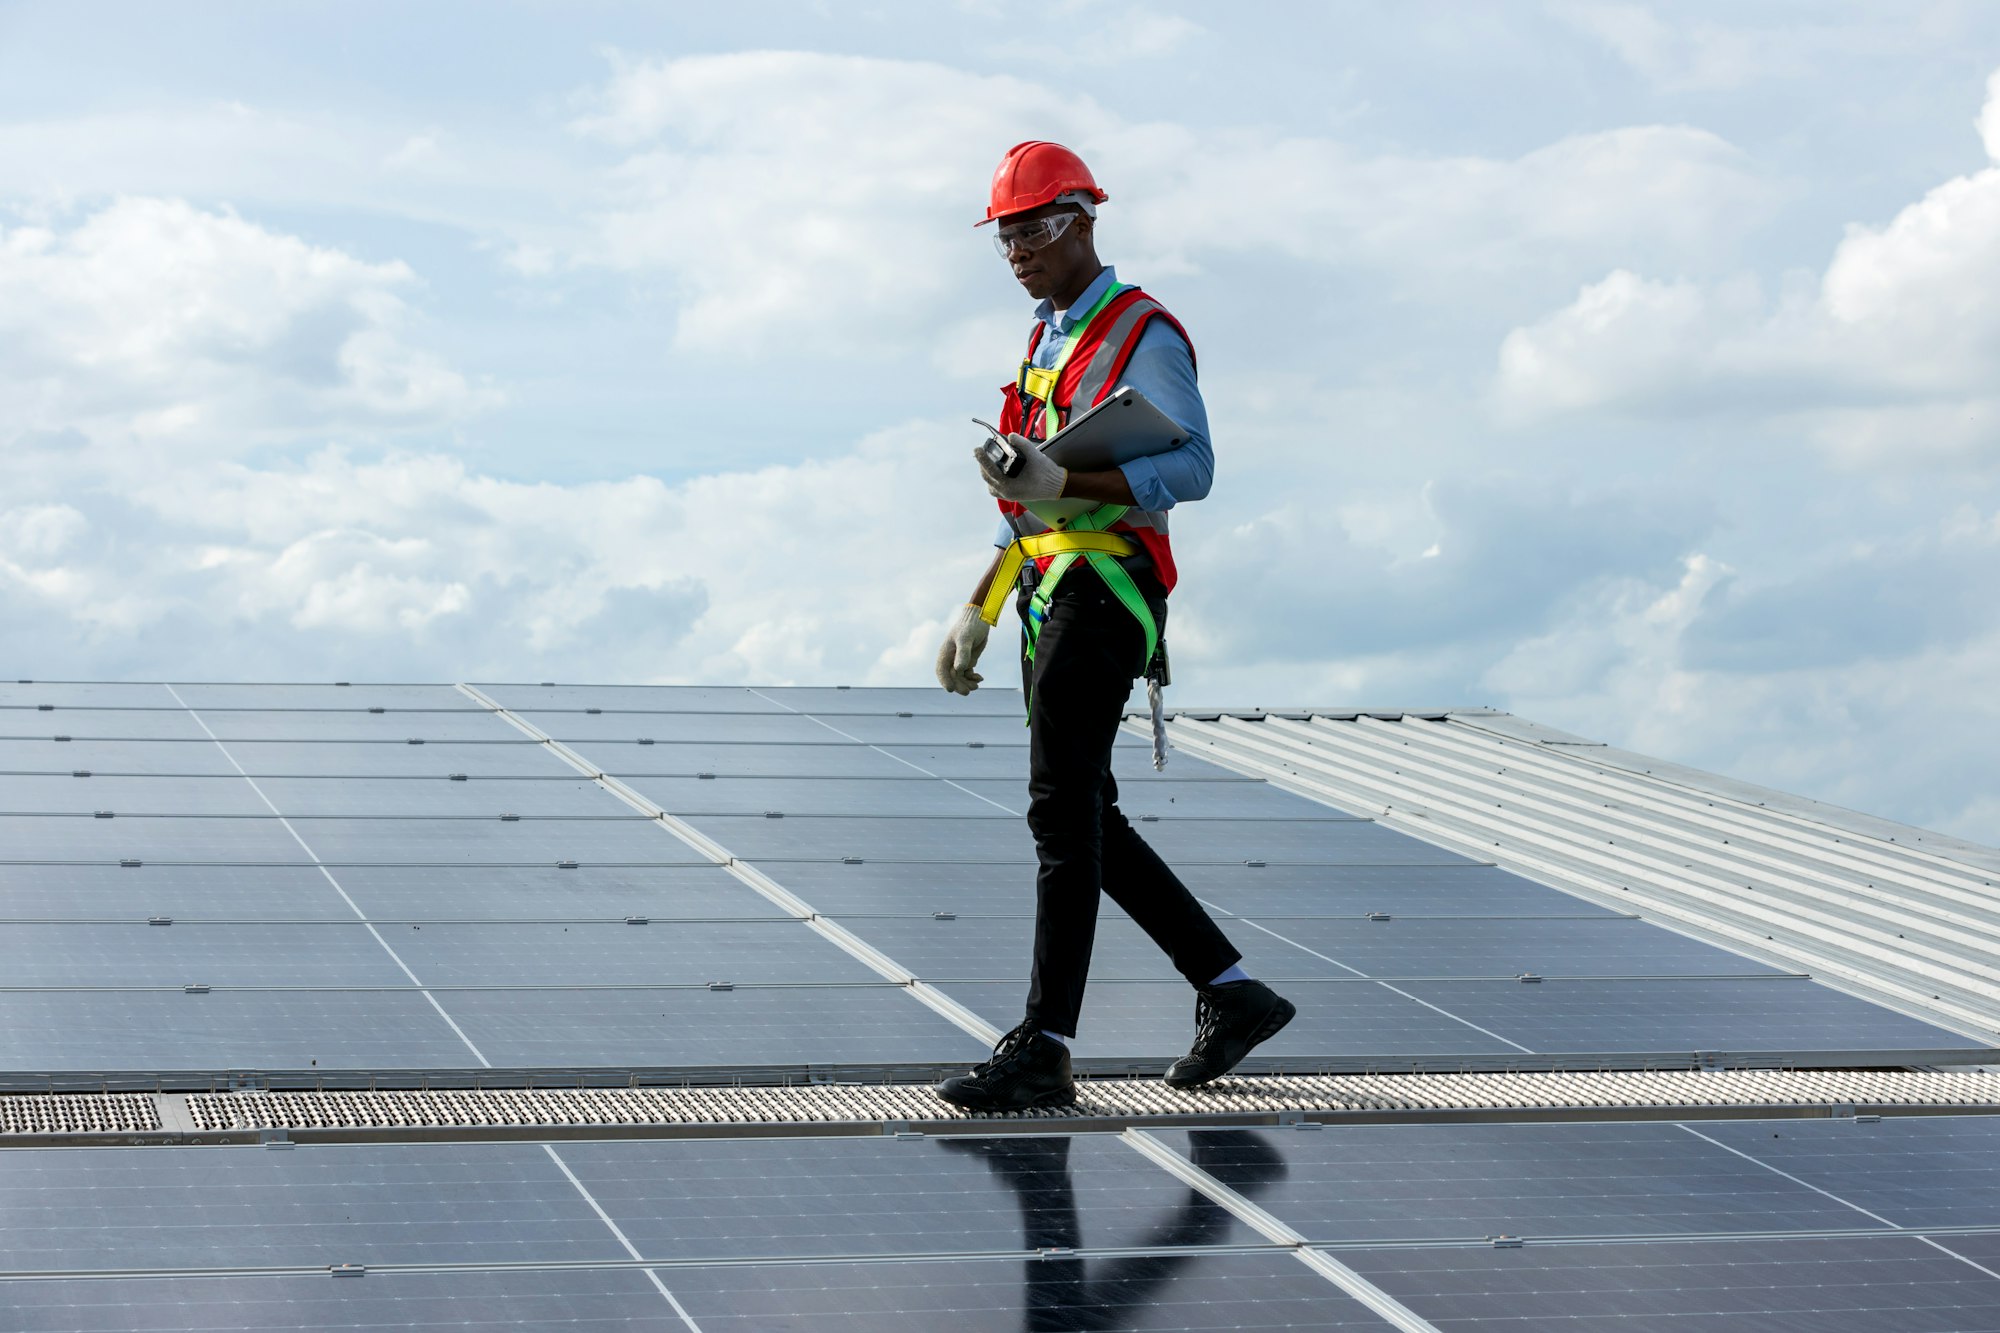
[994,265,1213,546]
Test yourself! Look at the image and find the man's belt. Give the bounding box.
[977,530,1138,626]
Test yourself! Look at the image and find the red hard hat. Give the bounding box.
[978,141,1107,226]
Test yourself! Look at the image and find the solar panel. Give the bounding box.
[954,774,1332,818]
[0,989,476,1070]
[4,1270,678,1333]
[551,1132,1265,1260]
[1174,863,1621,917]
[615,773,1011,818]
[192,710,521,741]
[1393,977,1969,1054]
[3,682,1996,1333]
[0,709,209,739]
[824,914,1205,982]
[167,683,485,710]
[327,864,790,920]
[474,682,794,713]
[1204,915,1783,978]
[0,682,179,707]
[756,684,1030,716]
[172,739,568,778]
[433,983,986,1068]
[0,813,299,863]
[269,816,697,864]
[381,919,893,987]
[658,1251,1394,1330]
[528,709,857,745]
[1147,1122,1887,1242]
[0,863,358,921]
[0,772,273,815]
[1691,1116,2000,1229]
[0,923,413,987]
[0,1142,621,1269]
[1338,1235,2000,1331]
[607,740,945,779]
[247,775,635,818]
[0,737,242,775]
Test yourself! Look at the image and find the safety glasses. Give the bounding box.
[992,212,1077,258]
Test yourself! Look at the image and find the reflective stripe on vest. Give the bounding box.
[987,284,1181,681]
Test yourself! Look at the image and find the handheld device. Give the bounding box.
[972,418,1024,477]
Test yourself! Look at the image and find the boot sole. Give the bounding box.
[1164,995,1297,1089]
[932,1082,1078,1114]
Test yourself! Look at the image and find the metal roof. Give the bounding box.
[1156,708,2000,1045]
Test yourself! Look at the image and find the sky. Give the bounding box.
[2,0,1999,843]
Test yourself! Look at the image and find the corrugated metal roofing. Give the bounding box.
[1158,708,2000,1044]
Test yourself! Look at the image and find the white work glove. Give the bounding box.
[935,603,990,695]
[975,434,1068,503]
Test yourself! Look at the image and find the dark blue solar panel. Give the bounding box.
[556,1132,1262,1260]
[0,1142,621,1269]
[0,989,478,1071]
[1147,1122,1885,1242]
[0,923,410,987]
[1692,1116,2000,1230]
[1221,915,1780,977]
[1393,978,1982,1055]
[443,984,989,1068]
[330,864,789,921]
[2,1269,679,1331]
[383,920,883,986]
[1340,1234,2000,1332]
[662,1251,1388,1331]
[0,864,356,921]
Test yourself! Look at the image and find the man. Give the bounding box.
[932,141,1294,1112]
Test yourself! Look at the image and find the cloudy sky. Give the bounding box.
[3,1,1999,841]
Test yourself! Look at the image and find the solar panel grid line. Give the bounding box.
[159,684,496,1071]
[1121,1129,1442,1333]
[735,688,1468,1046]
[1674,1124,2000,1288]
[1196,900,1538,1054]
[540,1143,707,1330]
[0,1241,1339,1284]
[454,684,1006,1048]
[740,686,1025,817]
[1422,714,2000,889]
[1167,717,2000,1041]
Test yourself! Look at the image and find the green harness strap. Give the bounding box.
[1022,503,1160,672]
[1012,278,1162,713]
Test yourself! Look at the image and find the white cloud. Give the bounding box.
[564,50,1771,356]
[1495,65,2000,462]
[0,198,492,445]
[3,420,993,685]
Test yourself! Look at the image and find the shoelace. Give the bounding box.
[1191,994,1224,1050]
[973,1023,1038,1078]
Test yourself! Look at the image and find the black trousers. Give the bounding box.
[1019,563,1241,1037]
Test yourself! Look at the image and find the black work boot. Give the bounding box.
[1164,980,1296,1088]
[935,1022,1076,1112]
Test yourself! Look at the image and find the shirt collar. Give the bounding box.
[1034,265,1119,334]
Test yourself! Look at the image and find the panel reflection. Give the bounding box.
[943,1131,1289,1331]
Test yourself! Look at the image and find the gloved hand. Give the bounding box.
[975,434,1068,503]
[935,603,990,695]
